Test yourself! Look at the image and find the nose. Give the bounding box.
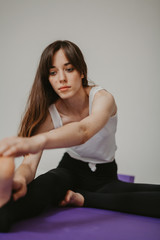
[59,70,67,83]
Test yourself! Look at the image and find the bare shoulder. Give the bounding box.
[85,86,114,100]
[96,89,114,98]
[93,89,117,116]
[92,88,115,103]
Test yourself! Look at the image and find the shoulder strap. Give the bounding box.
[48,104,63,128]
[89,86,104,114]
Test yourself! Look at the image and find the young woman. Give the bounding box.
[0,40,160,232]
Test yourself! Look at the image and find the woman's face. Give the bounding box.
[48,49,84,99]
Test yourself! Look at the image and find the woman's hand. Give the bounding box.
[12,176,27,201]
[0,135,46,157]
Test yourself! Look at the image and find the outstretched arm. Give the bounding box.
[0,112,54,202]
[0,90,117,157]
[44,90,117,149]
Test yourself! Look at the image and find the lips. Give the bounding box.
[59,86,71,90]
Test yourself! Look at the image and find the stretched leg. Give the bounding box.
[80,180,160,218]
[0,167,74,232]
[96,179,160,193]
[81,190,160,218]
[0,156,14,207]
[60,180,160,218]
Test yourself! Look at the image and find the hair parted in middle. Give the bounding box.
[18,40,88,137]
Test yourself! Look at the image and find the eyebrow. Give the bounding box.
[50,62,71,69]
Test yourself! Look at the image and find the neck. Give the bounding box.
[58,88,89,115]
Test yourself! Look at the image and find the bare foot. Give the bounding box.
[0,156,15,207]
[60,190,84,207]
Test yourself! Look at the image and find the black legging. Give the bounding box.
[0,152,160,232]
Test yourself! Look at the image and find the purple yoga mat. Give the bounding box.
[118,173,135,183]
[1,175,160,240]
[0,207,160,240]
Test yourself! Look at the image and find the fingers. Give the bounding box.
[0,136,42,157]
[2,145,23,157]
[0,137,21,157]
[12,177,27,201]
[13,188,27,201]
[0,137,30,157]
[12,183,27,201]
[0,137,13,155]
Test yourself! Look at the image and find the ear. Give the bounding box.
[81,73,84,79]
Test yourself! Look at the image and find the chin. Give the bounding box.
[58,92,74,99]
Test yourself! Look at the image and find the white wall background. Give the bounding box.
[0,0,160,184]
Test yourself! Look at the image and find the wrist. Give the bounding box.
[14,164,30,184]
[39,133,47,150]
[13,173,26,183]
[32,133,47,151]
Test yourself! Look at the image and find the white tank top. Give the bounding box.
[49,86,117,171]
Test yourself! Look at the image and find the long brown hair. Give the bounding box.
[18,40,88,137]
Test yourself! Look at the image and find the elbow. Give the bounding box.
[79,123,90,145]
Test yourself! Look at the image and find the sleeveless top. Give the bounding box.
[48,86,118,171]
